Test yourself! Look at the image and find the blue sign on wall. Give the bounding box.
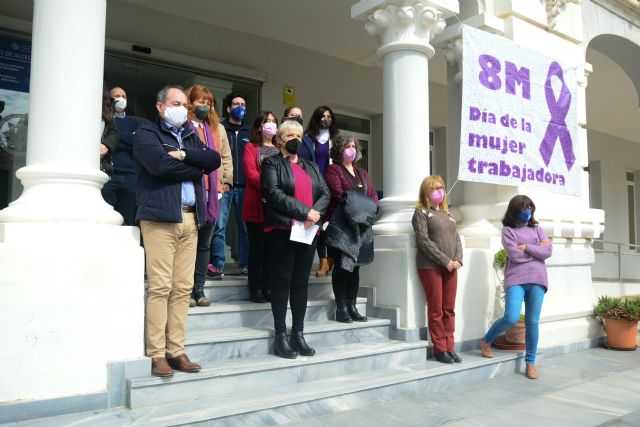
[0,36,31,93]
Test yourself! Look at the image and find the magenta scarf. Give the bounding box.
[188,120,220,222]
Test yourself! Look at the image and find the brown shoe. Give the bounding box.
[480,339,494,358]
[151,357,174,377]
[167,353,201,373]
[525,364,538,379]
[315,258,334,277]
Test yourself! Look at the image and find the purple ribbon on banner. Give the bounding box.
[539,61,575,171]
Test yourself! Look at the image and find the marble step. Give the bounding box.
[126,339,427,408]
[185,318,391,363]
[186,297,367,332]
[125,350,524,426]
[200,275,334,302]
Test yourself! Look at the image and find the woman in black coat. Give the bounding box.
[261,120,330,359]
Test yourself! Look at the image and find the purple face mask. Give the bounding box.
[343,147,357,162]
[429,188,444,205]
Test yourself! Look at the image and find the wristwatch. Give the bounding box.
[179,150,186,161]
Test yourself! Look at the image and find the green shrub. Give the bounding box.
[594,295,640,322]
[494,248,507,270]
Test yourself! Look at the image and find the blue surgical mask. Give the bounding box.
[516,210,532,223]
[230,105,245,120]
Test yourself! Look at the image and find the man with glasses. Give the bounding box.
[134,85,221,377]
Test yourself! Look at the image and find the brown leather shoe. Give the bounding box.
[480,339,494,358]
[151,357,174,377]
[525,364,539,379]
[167,353,201,373]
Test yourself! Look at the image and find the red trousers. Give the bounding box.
[418,268,458,354]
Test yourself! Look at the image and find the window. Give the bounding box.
[334,112,371,171]
[627,172,636,246]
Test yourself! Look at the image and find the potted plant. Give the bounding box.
[594,295,640,350]
[493,249,525,348]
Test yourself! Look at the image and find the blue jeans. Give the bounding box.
[484,283,545,364]
[210,187,249,270]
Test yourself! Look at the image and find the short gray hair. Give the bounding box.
[277,120,304,139]
[157,85,185,103]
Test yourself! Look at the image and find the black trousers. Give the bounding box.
[193,221,216,296]
[246,221,271,292]
[316,228,327,259]
[332,264,360,301]
[266,229,317,334]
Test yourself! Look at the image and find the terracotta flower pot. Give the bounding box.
[505,319,526,345]
[604,318,639,350]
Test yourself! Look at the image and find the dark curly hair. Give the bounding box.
[329,133,360,164]
[502,195,538,228]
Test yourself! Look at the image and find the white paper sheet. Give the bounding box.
[290,220,319,245]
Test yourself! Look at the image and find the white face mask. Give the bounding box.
[114,97,127,113]
[163,105,188,128]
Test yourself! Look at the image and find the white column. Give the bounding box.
[0,0,121,224]
[352,0,459,336]
[0,0,145,403]
[353,0,458,234]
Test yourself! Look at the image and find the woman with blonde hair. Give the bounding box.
[411,176,463,364]
[185,84,233,307]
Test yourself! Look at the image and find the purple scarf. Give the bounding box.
[188,120,220,223]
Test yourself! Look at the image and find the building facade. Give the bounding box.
[0,0,639,422]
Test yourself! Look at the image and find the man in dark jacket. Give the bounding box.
[209,92,251,278]
[102,86,147,225]
[134,85,221,377]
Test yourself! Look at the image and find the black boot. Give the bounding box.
[335,300,353,323]
[289,330,316,356]
[347,299,367,322]
[448,351,462,363]
[274,332,298,359]
[249,289,267,303]
[435,352,454,364]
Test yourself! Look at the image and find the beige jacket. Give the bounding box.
[216,123,233,192]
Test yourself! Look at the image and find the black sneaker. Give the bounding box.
[240,267,249,276]
[206,264,223,280]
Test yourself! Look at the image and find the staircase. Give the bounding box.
[115,271,528,426]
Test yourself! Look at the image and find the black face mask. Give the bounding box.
[287,116,303,126]
[320,118,332,129]
[194,105,210,121]
[285,138,301,155]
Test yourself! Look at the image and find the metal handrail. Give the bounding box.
[593,239,640,282]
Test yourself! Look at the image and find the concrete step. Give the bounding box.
[200,275,334,302]
[126,339,427,408]
[123,349,523,426]
[185,297,367,332]
[185,317,391,363]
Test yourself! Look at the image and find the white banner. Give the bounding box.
[458,26,580,195]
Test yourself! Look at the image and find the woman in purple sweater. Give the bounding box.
[480,195,552,379]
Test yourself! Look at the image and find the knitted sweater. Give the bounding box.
[412,208,463,269]
[502,224,552,290]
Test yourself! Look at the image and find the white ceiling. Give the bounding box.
[122,0,381,66]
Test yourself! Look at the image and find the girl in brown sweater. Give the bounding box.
[411,176,463,364]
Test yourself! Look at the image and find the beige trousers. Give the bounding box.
[140,212,197,358]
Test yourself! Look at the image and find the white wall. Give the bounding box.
[588,129,640,280]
